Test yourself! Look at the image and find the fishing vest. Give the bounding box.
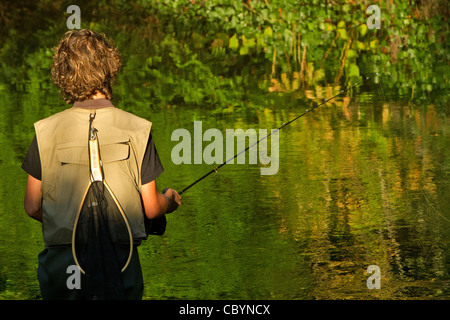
[35,106,152,247]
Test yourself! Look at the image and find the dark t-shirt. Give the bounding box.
[22,133,164,185]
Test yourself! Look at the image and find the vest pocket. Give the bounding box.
[56,137,130,166]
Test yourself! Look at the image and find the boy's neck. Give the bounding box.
[90,91,106,100]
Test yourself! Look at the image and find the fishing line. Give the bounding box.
[179,74,374,195]
[420,187,450,223]
[377,73,387,103]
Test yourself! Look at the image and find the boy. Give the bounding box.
[22,29,181,299]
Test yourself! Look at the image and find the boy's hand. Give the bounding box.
[162,188,181,213]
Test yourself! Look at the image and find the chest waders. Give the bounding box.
[71,112,134,299]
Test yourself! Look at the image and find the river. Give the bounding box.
[1,73,448,299]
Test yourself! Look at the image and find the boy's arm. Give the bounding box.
[24,175,43,222]
[140,180,181,219]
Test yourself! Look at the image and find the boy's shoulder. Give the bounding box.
[35,107,73,126]
[35,105,152,130]
[111,107,152,126]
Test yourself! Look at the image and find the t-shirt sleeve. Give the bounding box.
[141,133,164,185]
[21,135,42,180]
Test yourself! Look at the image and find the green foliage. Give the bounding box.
[0,0,448,110]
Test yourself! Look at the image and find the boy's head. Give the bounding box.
[52,29,122,104]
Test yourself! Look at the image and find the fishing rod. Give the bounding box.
[179,74,374,195]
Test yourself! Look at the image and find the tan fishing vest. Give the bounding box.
[35,106,152,247]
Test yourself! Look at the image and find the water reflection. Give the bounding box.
[272,99,449,299]
[140,95,448,300]
[0,83,448,299]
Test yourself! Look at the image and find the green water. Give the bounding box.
[0,0,449,300]
[1,83,448,300]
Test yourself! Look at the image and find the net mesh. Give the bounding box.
[72,113,132,299]
[74,181,131,299]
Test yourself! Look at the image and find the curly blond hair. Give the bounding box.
[51,29,122,103]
